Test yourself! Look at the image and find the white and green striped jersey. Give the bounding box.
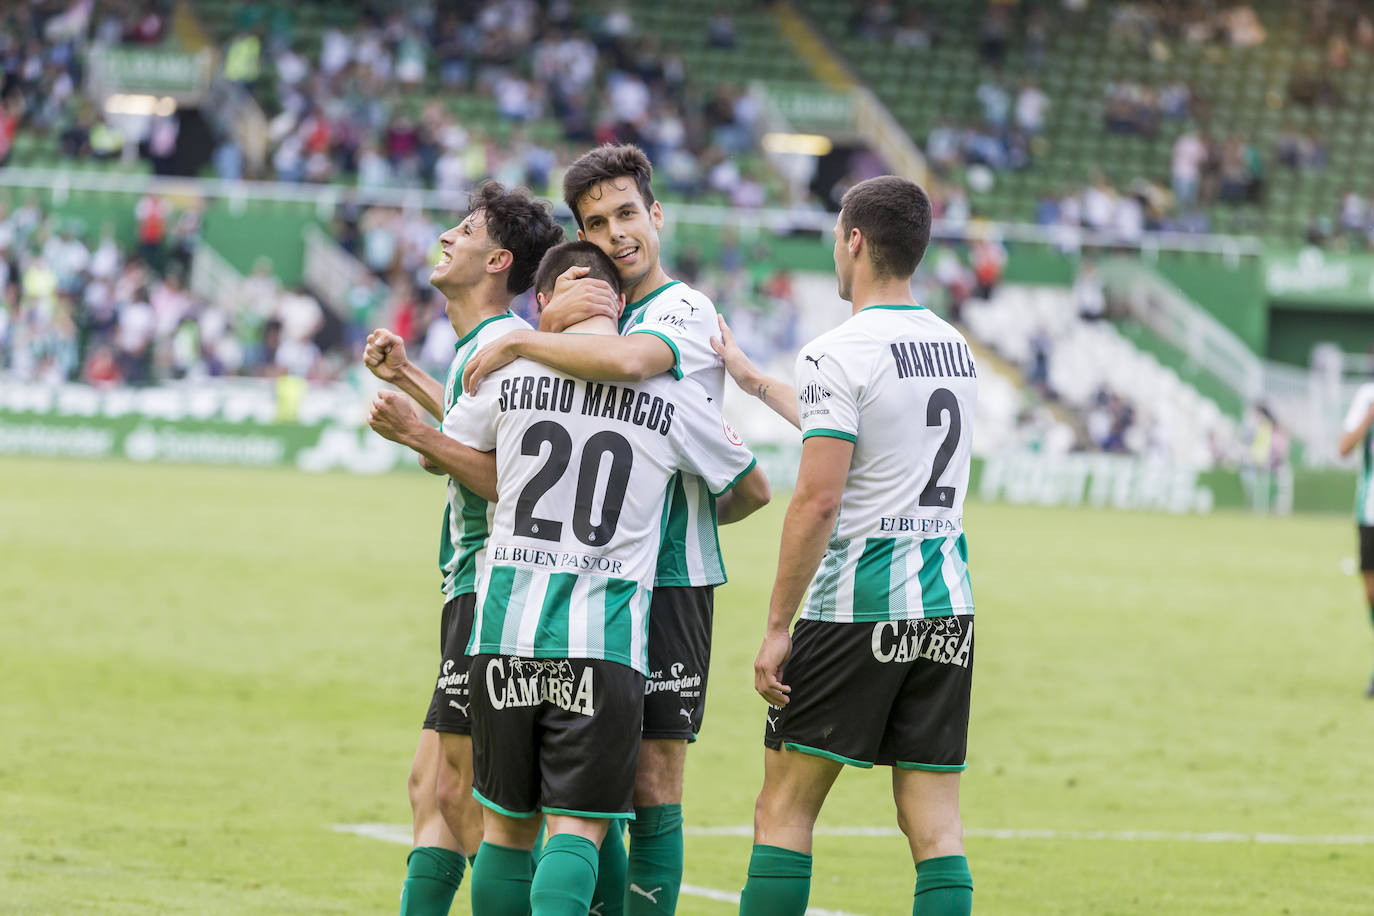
[438,311,531,598]
[1343,383,1374,525]
[796,304,977,623]
[618,280,729,587]
[444,360,757,674]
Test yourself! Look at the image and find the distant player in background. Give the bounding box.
[1338,367,1374,697]
[445,239,770,916]
[362,181,565,915]
[463,143,740,915]
[728,177,978,916]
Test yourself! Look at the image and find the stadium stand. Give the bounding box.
[799,0,1374,245]
[963,284,1240,468]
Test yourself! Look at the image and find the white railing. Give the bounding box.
[302,223,386,317]
[188,243,244,311]
[1096,257,1360,466]
[1097,257,1263,400]
[0,167,1265,258]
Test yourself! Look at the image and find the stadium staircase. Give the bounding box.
[963,284,1241,468]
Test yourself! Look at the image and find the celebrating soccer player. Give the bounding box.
[444,239,769,916]
[361,182,564,915]
[463,143,742,915]
[731,177,979,916]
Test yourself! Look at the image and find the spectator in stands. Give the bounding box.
[1171,127,1208,208]
[706,10,736,49]
[1073,259,1107,321]
[1339,190,1368,239]
[1015,80,1050,136]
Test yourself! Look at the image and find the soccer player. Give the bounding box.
[1338,371,1374,697]
[462,144,737,915]
[446,239,770,916]
[737,177,978,916]
[362,181,565,915]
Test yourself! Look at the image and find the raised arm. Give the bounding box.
[368,390,499,501]
[364,328,445,421]
[753,435,853,706]
[712,316,799,429]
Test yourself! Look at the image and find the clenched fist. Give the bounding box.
[363,328,409,383]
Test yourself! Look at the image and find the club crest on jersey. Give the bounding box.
[871,619,972,667]
[485,657,596,716]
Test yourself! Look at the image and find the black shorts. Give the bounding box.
[469,654,645,819]
[642,586,714,740]
[764,616,974,770]
[1360,526,1374,572]
[421,593,476,735]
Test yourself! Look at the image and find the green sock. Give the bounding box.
[592,819,628,916]
[470,841,534,916]
[625,804,683,915]
[531,820,547,869]
[913,855,973,916]
[738,844,811,916]
[400,846,467,916]
[530,834,599,916]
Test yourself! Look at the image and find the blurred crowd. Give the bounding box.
[1,0,781,210]
[0,191,362,386]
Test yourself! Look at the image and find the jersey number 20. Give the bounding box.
[514,420,633,546]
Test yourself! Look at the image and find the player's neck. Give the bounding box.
[446,288,514,339]
[623,264,673,305]
[564,315,617,335]
[849,274,916,315]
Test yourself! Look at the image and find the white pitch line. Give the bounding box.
[685,825,1374,845]
[332,824,866,916]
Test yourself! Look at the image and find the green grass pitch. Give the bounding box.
[2,456,1373,914]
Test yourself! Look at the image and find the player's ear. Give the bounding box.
[536,291,551,312]
[575,227,587,242]
[847,227,863,258]
[488,248,514,275]
[650,200,664,231]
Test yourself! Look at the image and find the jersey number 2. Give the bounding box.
[513,421,634,546]
[919,388,961,506]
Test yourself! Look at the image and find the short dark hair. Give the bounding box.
[533,241,622,301]
[468,181,566,295]
[562,143,656,230]
[839,177,932,280]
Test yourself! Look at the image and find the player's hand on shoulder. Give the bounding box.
[753,629,792,706]
[368,389,420,443]
[538,265,622,332]
[463,331,525,394]
[711,315,757,385]
[363,328,408,382]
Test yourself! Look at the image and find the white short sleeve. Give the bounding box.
[1343,384,1374,433]
[795,343,858,444]
[666,379,757,496]
[626,289,721,382]
[442,374,500,451]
